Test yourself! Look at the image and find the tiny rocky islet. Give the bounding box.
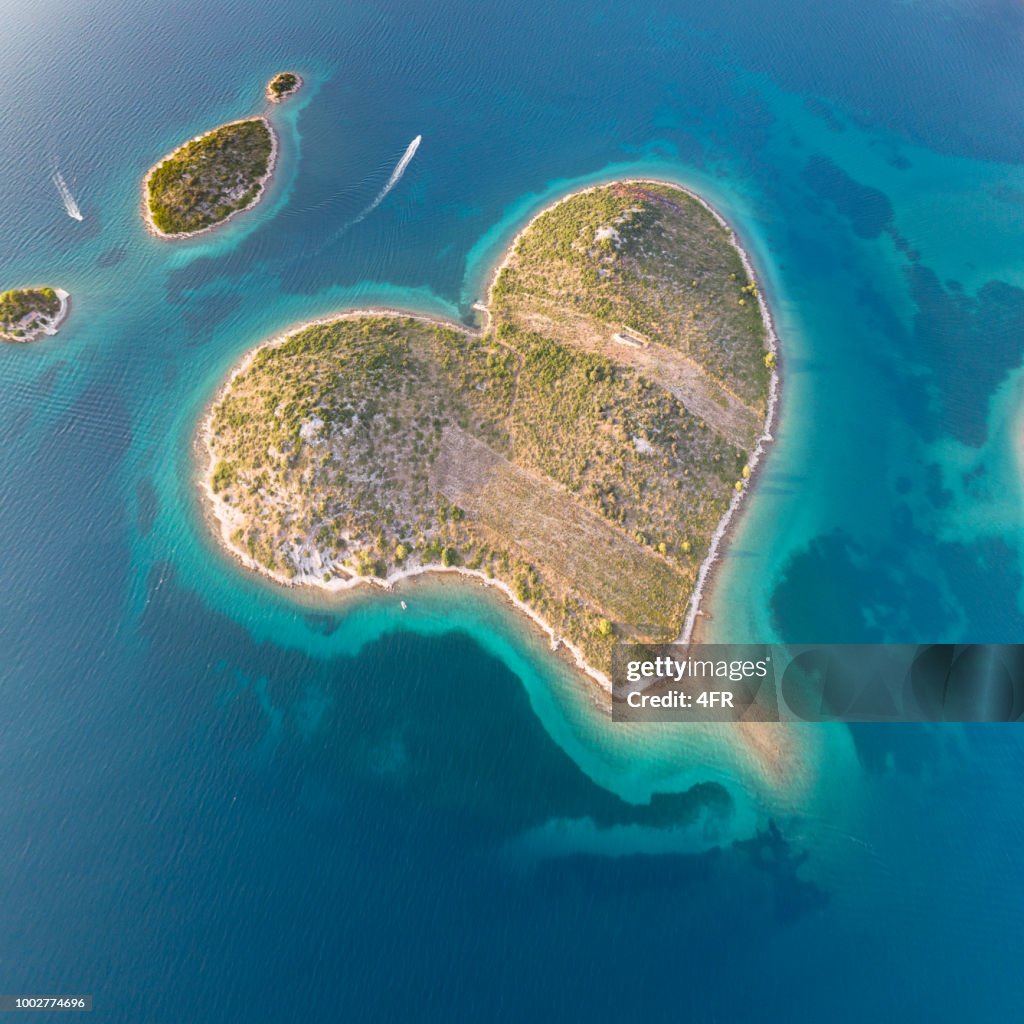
[266,71,303,103]
[0,287,69,343]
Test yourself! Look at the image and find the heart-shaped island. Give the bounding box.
[201,181,778,681]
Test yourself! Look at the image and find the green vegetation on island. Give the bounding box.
[144,118,275,236]
[266,71,302,102]
[204,182,773,673]
[0,287,66,342]
[492,182,770,413]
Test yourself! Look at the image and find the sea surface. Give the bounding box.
[1,0,1023,1019]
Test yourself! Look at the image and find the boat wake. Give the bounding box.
[350,135,421,226]
[282,134,423,264]
[53,172,83,221]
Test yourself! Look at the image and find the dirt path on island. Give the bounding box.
[510,297,761,450]
[431,426,689,635]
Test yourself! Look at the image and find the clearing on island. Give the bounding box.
[203,181,774,673]
[144,117,275,237]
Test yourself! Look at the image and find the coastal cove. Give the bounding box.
[197,180,780,686]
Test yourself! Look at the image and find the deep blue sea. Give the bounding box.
[2,0,1024,1019]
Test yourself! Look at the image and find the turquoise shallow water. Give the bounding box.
[2,0,1024,1019]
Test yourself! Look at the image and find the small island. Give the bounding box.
[266,71,302,103]
[0,287,70,343]
[201,181,778,679]
[143,117,276,238]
